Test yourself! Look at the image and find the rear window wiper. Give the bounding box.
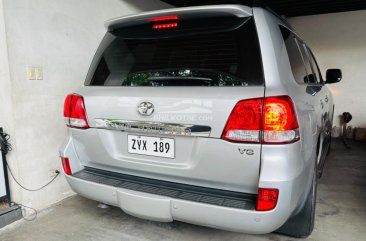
[146,76,213,86]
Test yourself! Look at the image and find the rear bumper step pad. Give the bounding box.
[73,167,256,210]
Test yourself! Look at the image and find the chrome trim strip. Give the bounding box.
[94,119,211,137]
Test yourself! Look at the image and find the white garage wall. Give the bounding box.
[0,1,13,139]
[0,0,171,210]
[288,10,366,128]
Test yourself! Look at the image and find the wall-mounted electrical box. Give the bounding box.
[26,66,43,80]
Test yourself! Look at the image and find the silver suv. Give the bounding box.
[60,5,342,238]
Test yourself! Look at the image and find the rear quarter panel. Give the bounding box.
[253,8,319,214]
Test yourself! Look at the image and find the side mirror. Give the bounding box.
[326,69,342,84]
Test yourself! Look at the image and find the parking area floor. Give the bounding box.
[0,139,365,241]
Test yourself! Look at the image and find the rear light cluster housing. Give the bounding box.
[64,94,89,129]
[222,95,300,144]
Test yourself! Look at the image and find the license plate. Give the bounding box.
[127,135,175,159]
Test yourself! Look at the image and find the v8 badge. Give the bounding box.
[238,148,254,155]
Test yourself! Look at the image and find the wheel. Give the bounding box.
[275,164,317,238]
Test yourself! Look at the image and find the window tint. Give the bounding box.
[296,41,316,84]
[305,47,323,84]
[280,26,307,84]
[87,18,263,87]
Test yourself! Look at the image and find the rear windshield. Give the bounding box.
[86,18,263,87]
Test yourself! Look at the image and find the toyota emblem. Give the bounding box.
[137,102,154,116]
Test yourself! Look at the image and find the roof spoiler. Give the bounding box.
[105,4,252,31]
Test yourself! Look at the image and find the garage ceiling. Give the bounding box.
[160,0,366,17]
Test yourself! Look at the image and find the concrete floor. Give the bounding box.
[0,139,365,241]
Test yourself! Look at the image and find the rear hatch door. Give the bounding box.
[73,6,265,194]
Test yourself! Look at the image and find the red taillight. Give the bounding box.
[221,98,263,143]
[151,15,178,30]
[64,94,89,129]
[264,97,298,130]
[221,96,299,144]
[61,157,72,175]
[256,188,279,211]
[263,96,299,144]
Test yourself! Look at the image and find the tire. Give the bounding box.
[275,165,317,238]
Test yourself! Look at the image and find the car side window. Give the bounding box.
[297,42,323,85]
[280,26,308,84]
[305,46,323,84]
[297,40,316,84]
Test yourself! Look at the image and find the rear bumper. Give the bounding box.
[60,134,310,234]
[65,171,293,234]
